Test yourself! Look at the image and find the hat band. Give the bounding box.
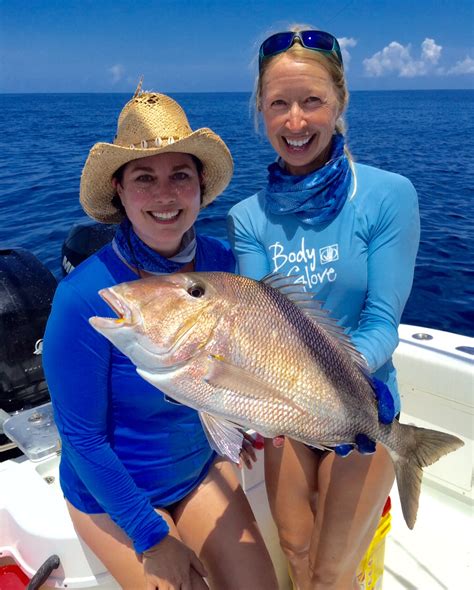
[116,136,183,149]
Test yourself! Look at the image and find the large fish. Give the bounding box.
[90,272,464,528]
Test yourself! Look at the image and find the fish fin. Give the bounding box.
[307,442,335,453]
[308,442,355,456]
[199,412,243,464]
[390,424,464,529]
[205,354,305,413]
[308,439,360,456]
[261,273,369,375]
[163,394,182,406]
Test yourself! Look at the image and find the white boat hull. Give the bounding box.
[385,325,473,590]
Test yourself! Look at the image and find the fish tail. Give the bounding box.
[390,424,464,529]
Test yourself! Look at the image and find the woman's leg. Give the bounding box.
[264,438,320,590]
[172,457,279,590]
[67,456,278,590]
[66,501,207,590]
[307,445,394,590]
[264,438,395,590]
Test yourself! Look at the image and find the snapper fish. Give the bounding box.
[89,272,464,529]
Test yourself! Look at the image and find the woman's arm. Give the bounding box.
[350,176,420,372]
[43,280,169,553]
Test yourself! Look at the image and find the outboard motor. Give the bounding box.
[61,221,116,276]
[0,249,57,456]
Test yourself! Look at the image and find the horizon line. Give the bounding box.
[1,88,473,95]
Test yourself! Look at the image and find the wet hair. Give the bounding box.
[111,153,205,213]
[252,23,349,135]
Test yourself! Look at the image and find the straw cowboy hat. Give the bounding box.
[80,86,234,223]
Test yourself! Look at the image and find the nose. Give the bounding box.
[150,180,177,203]
[286,102,307,133]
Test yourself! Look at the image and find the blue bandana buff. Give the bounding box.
[112,218,197,275]
[265,133,352,226]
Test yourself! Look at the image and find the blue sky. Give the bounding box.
[1,0,473,93]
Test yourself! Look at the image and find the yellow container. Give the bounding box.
[356,497,392,589]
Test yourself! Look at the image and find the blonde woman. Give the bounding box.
[228,26,420,589]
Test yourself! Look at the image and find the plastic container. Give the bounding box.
[356,496,392,589]
[3,402,60,462]
[0,563,30,589]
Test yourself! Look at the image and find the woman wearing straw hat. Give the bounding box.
[43,88,278,590]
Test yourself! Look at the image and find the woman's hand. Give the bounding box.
[238,431,264,469]
[142,534,208,590]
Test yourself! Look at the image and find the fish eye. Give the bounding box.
[187,284,205,298]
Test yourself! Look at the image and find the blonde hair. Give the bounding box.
[252,23,349,135]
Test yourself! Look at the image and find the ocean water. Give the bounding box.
[0,91,473,337]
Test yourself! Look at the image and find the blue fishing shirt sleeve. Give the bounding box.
[348,172,420,373]
[43,278,169,553]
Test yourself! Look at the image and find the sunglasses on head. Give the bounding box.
[259,30,343,70]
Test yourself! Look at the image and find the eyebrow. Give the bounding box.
[171,164,194,171]
[129,163,194,173]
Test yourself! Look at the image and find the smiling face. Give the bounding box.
[112,152,201,257]
[260,54,342,176]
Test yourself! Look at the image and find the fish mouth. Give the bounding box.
[91,286,203,361]
[90,288,141,330]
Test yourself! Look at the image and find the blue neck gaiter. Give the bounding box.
[112,218,196,275]
[265,133,352,226]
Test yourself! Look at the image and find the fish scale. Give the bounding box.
[210,279,375,438]
[90,271,464,529]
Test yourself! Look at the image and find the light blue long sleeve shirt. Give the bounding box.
[227,163,420,414]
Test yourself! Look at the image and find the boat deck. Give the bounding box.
[385,473,472,589]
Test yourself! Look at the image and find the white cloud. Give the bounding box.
[109,64,125,84]
[448,56,474,75]
[338,37,357,67]
[363,38,443,78]
[421,38,442,63]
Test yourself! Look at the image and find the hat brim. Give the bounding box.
[80,128,233,223]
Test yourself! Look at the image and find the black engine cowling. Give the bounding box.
[61,221,116,276]
[0,248,57,414]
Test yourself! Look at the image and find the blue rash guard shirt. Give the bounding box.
[227,163,420,414]
[43,235,235,553]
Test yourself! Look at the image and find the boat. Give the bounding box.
[384,325,472,590]
[0,232,472,590]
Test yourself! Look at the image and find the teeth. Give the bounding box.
[286,136,311,147]
[151,210,179,220]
